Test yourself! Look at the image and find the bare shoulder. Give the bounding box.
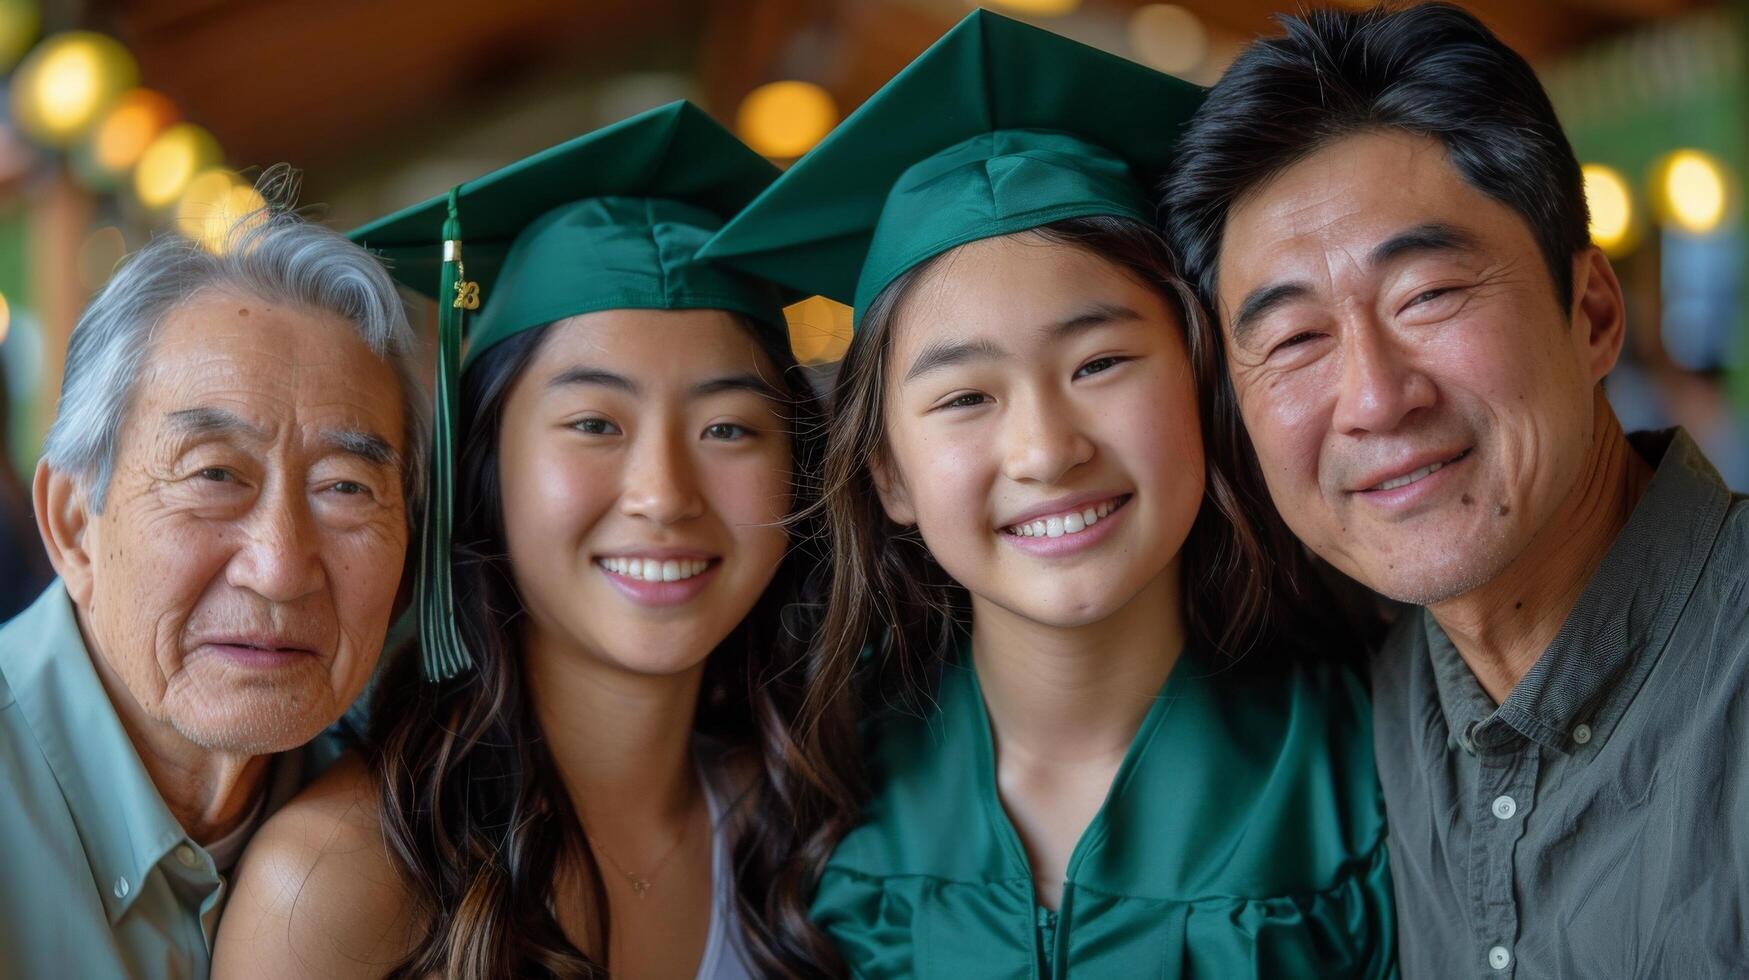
[212,751,424,979]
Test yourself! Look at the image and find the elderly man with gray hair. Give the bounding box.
[0,194,426,978]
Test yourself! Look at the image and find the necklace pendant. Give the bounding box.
[628,874,652,898]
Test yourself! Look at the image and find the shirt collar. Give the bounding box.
[1428,428,1732,756]
[0,583,190,923]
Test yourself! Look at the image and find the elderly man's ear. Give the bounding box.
[33,461,97,608]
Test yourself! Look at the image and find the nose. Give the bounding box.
[619,424,706,526]
[227,482,326,604]
[1330,319,1437,435]
[998,388,1095,486]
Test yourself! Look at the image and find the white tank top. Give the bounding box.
[694,767,757,980]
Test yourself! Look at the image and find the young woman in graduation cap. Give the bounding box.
[700,11,1396,978]
[213,103,850,978]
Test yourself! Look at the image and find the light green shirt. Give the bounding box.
[0,584,320,979]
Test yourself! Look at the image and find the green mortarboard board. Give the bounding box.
[698,9,1205,322]
[349,101,790,681]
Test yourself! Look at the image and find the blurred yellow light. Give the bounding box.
[135,123,220,209]
[92,89,177,174]
[736,81,837,159]
[0,0,41,73]
[1128,5,1207,76]
[783,294,852,364]
[0,290,10,346]
[1657,149,1728,235]
[11,31,137,145]
[1581,164,1635,256]
[981,0,1080,14]
[176,169,267,254]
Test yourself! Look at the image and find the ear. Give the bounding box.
[1569,245,1628,385]
[868,447,917,527]
[33,461,98,607]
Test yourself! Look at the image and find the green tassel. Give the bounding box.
[417,187,476,682]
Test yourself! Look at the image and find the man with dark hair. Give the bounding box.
[1164,3,1748,977]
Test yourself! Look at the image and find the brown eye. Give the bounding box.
[573,417,620,435]
[704,423,750,441]
[1073,356,1127,379]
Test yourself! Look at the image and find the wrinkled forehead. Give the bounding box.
[1216,132,1528,310]
[131,291,406,446]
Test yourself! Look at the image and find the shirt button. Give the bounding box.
[112,876,130,899]
[1488,945,1512,970]
[1491,795,1518,820]
[175,844,200,869]
[1573,723,1593,745]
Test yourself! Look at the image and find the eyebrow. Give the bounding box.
[903,337,1005,385]
[1048,302,1143,340]
[324,429,400,469]
[549,365,783,400]
[691,373,784,400]
[548,367,639,395]
[165,406,270,441]
[1369,221,1481,267]
[902,303,1143,385]
[1229,222,1483,345]
[167,407,398,468]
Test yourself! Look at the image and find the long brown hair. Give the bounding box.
[369,313,851,978]
[795,213,1368,776]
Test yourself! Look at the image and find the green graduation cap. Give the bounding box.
[698,8,1205,322]
[350,101,791,681]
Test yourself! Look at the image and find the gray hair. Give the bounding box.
[42,170,428,514]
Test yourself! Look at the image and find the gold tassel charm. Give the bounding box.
[445,240,480,310]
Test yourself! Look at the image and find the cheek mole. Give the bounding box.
[1461,494,1474,506]
[238,308,250,317]
[1495,503,1511,517]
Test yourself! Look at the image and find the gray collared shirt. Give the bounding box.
[0,584,323,979]
[1373,429,1749,979]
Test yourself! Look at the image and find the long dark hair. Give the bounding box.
[795,214,1369,783]
[369,311,850,977]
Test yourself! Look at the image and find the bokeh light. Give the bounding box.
[1582,163,1636,256]
[736,81,837,159]
[1128,5,1207,76]
[784,295,852,364]
[0,0,40,74]
[11,31,137,146]
[135,123,221,209]
[176,169,266,254]
[1656,149,1729,235]
[980,0,1080,14]
[0,290,10,346]
[91,89,178,174]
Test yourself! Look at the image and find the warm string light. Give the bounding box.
[736,81,837,159]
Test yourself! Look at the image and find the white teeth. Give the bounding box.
[602,558,711,581]
[1003,498,1124,539]
[1374,461,1445,492]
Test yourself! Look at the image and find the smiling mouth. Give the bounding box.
[1001,495,1130,538]
[597,557,716,582]
[1364,449,1471,492]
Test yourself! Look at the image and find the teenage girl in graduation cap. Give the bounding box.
[214,104,850,978]
[701,11,1396,978]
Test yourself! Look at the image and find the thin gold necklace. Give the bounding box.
[585,807,700,898]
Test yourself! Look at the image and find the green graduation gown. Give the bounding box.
[813,649,1397,978]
